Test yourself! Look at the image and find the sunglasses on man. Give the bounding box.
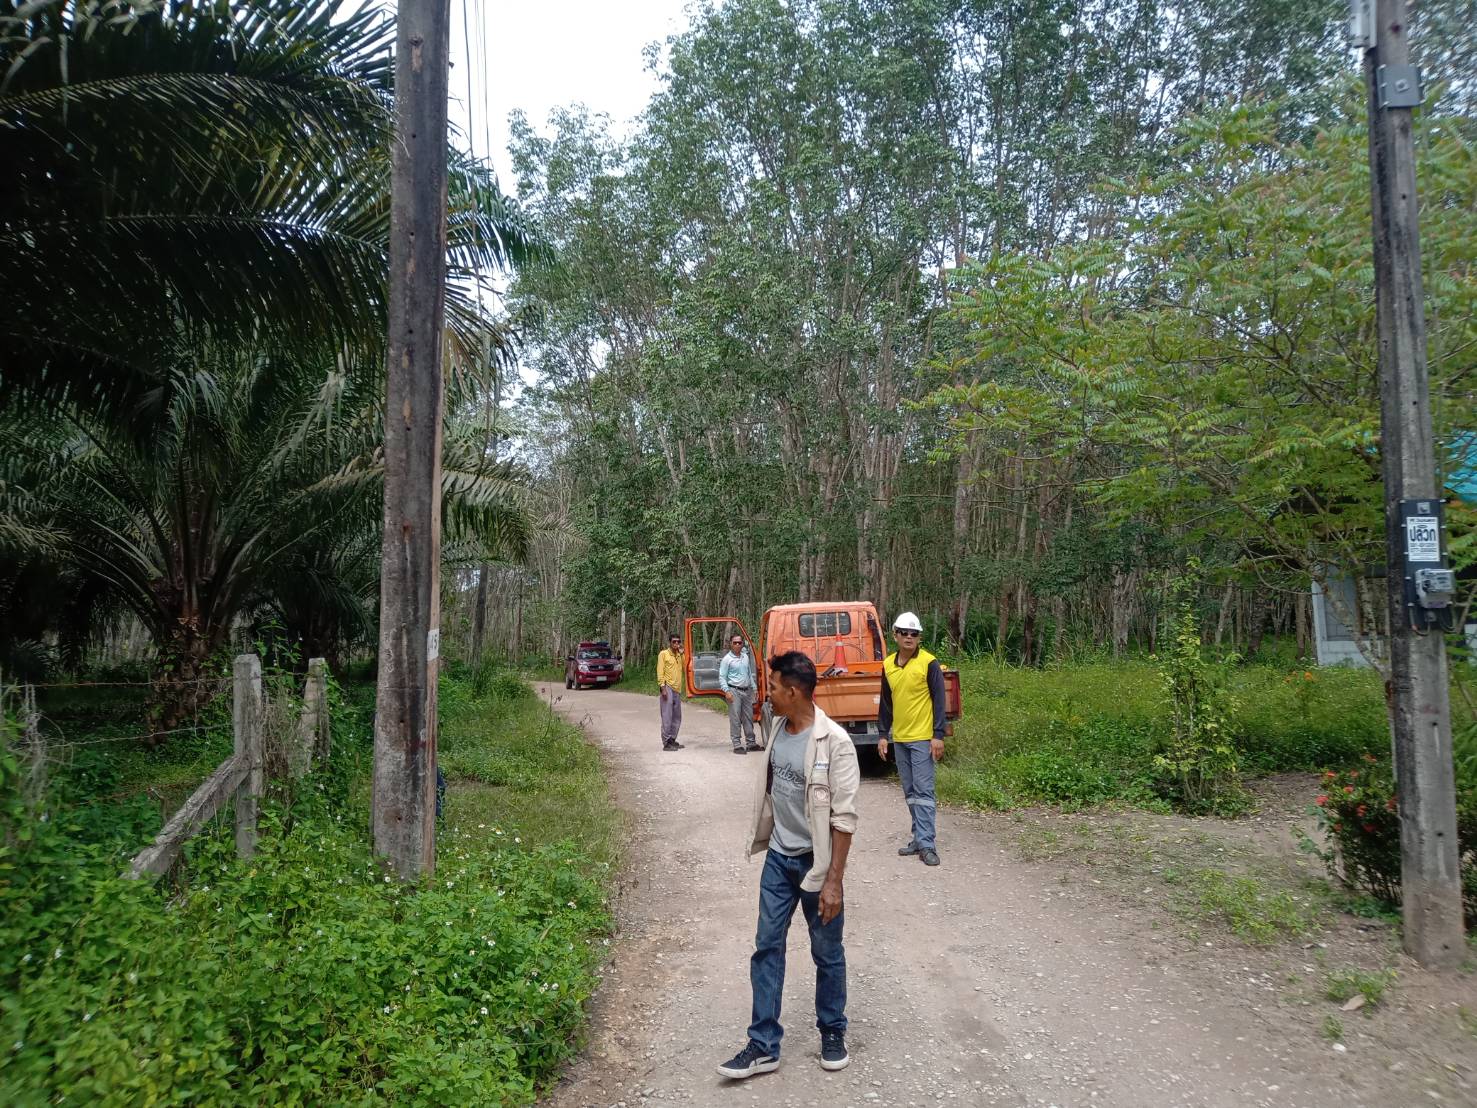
[896,629,921,637]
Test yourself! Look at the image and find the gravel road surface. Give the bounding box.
[534,684,1463,1108]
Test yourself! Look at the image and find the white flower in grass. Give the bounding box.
[480,1006,489,1015]
[82,1012,92,1022]
[52,948,62,961]
[21,954,31,965]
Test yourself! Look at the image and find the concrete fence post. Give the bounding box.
[234,654,263,859]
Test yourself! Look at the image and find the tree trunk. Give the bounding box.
[1111,569,1133,658]
[471,563,490,668]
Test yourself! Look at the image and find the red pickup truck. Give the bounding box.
[564,641,624,689]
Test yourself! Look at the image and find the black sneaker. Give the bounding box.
[663,741,683,751]
[716,1041,779,1080]
[732,746,747,754]
[819,1030,849,1071]
[744,742,762,752]
[919,848,940,866]
[898,841,920,856]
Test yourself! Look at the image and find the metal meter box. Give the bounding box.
[1398,498,1453,629]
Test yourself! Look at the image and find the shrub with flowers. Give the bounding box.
[1306,747,1477,926]
[1307,756,1403,906]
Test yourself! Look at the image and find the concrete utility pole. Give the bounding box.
[1357,0,1465,967]
[373,0,452,879]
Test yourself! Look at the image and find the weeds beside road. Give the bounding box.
[3,668,616,1106]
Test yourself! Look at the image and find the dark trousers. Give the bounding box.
[747,848,846,1057]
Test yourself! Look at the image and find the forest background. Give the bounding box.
[472,0,1477,674]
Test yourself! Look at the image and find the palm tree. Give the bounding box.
[0,0,545,717]
[0,0,539,411]
[1,350,530,731]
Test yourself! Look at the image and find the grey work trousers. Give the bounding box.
[894,740,938,850]
[659,687,683,745]
[727,687,756,749]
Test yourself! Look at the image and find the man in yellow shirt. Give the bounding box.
[656,633,685,751]
[877,611,946,866]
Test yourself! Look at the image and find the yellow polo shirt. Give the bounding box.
[882,647,941,743]
[656,648,684,692]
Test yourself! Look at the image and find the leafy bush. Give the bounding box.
[1303,745,1477,926]
[1152,604,1246,815]
[1,672,616,1105]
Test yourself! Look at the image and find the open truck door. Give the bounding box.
[684,616,765,714]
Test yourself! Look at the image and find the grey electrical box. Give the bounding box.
[1347,0,1373,49]
[1378,64,1424,109]
[1399,498,1454,629]
[1415,568,1456,609]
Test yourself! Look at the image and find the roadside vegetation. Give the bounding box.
[1,669,614,1106]
[938,655,1388,814]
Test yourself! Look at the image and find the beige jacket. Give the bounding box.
[747,702,860,892]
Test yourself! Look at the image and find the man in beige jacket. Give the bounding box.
[716,650,860,1081]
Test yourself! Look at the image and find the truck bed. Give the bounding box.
[814,669,961,747]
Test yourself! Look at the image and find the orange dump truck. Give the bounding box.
[684,601,961,750]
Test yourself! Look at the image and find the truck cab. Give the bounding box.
[684,601,960,749]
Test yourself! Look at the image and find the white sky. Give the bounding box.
[448,0,693,190]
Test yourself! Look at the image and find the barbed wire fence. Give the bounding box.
[3,659,329,879]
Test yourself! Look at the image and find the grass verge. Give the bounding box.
[938,659,1388,813]
[2,669,616,1106]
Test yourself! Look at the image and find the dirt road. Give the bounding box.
[535,685,1470,1108]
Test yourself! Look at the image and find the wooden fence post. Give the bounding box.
[20,684,45,808]
[234,654,263,859]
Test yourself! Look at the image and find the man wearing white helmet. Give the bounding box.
[877,611,946,867]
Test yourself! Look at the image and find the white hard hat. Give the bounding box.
[892,611,923,632]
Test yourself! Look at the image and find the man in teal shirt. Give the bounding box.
[719,634,760,754]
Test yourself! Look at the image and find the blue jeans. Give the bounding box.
[748,848,846,1057]
[894,740,937,850]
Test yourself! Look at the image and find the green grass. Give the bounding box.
[937,658,1389,812]
[440,671,621,868]
[1162,866,1321,944]
[4,667,617,1105]
[1323,966,1396,1009]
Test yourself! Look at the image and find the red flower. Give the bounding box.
[1344,785,1354,794]
[1356,805,1368,817]
[1348,771,1358,779]
[1333,822,1344,832]
[1363,753,1377,763]
[1386,798,1397,811]
[1316,795,1329,806]
[1363,823,1377,834]
[1323,771,1337,781]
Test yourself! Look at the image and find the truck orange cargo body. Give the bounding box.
[684,601,960,748]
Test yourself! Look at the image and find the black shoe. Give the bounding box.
[819,1030,849,1071]
[898,841,920,856]
[663,741,683,751]
[920,848,940,866]
[744,742,762,752]
[732,746,747,754]
[716,1041,779,1080]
